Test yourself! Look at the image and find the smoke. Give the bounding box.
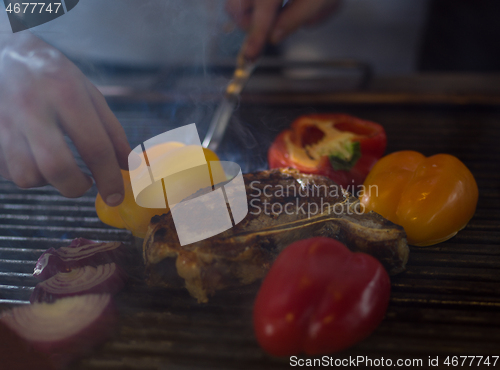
[29,0,239,66]
[16,1,258,172]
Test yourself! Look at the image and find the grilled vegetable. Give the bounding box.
[33,238,127,280]
[253,237,391,356]
[30,263,126,303]
[95,169,165,238]
[95,147,221,238]
[0,294,116,366]
[0,323,54,370]
[359,151,478,246]
[268,114,387,188]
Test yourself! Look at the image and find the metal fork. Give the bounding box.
[202,51,258,151]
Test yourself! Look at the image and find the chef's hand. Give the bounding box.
[0,32,130,206]
[226,0,341,60]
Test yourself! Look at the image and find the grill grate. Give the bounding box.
[0,101,499,369]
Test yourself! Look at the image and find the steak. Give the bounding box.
[143,168,409,303]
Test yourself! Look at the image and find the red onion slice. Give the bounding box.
[34,238,127,280]
[0,322,54,370]
[30,263,126,303]
[68,237,95,248]
[0,294,116,366]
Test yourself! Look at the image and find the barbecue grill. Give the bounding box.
[0,67,499,369]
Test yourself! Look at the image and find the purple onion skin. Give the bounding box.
[1,294,117,368]
[0,323,55,370]
[34,238,127,281]
[30,263,127,304]
[33,247,69,281]
[68,238,95,248]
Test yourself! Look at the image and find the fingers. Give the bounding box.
[23,112,93,198]
[0,34,127,204]
[0,147,11,181]
[243,0,283,60]
[0,118,12,181]
[0,116,46,188]
[225,0,254,30]
[85,80,131,171]
[270,0,338,44]
[0,79,124,203]
[50,76,124,206]
[304,0,341,26]
[229,0,341,59]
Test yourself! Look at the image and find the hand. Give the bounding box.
[225,0,341,60]
[0,33,131,206]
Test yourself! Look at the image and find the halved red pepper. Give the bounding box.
[253,237,391,356]
[268,114,387,188]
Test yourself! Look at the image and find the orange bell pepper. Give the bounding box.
[95,147,221,238]
[359,151,478,246]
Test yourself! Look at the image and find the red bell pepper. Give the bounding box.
[268,114,387,188]
[253,237,391,356]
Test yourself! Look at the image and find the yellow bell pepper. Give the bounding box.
[95,147,222,238]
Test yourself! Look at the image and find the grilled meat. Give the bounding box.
[143,168,409,303]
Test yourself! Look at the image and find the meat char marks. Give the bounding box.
[143,168,409,303]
